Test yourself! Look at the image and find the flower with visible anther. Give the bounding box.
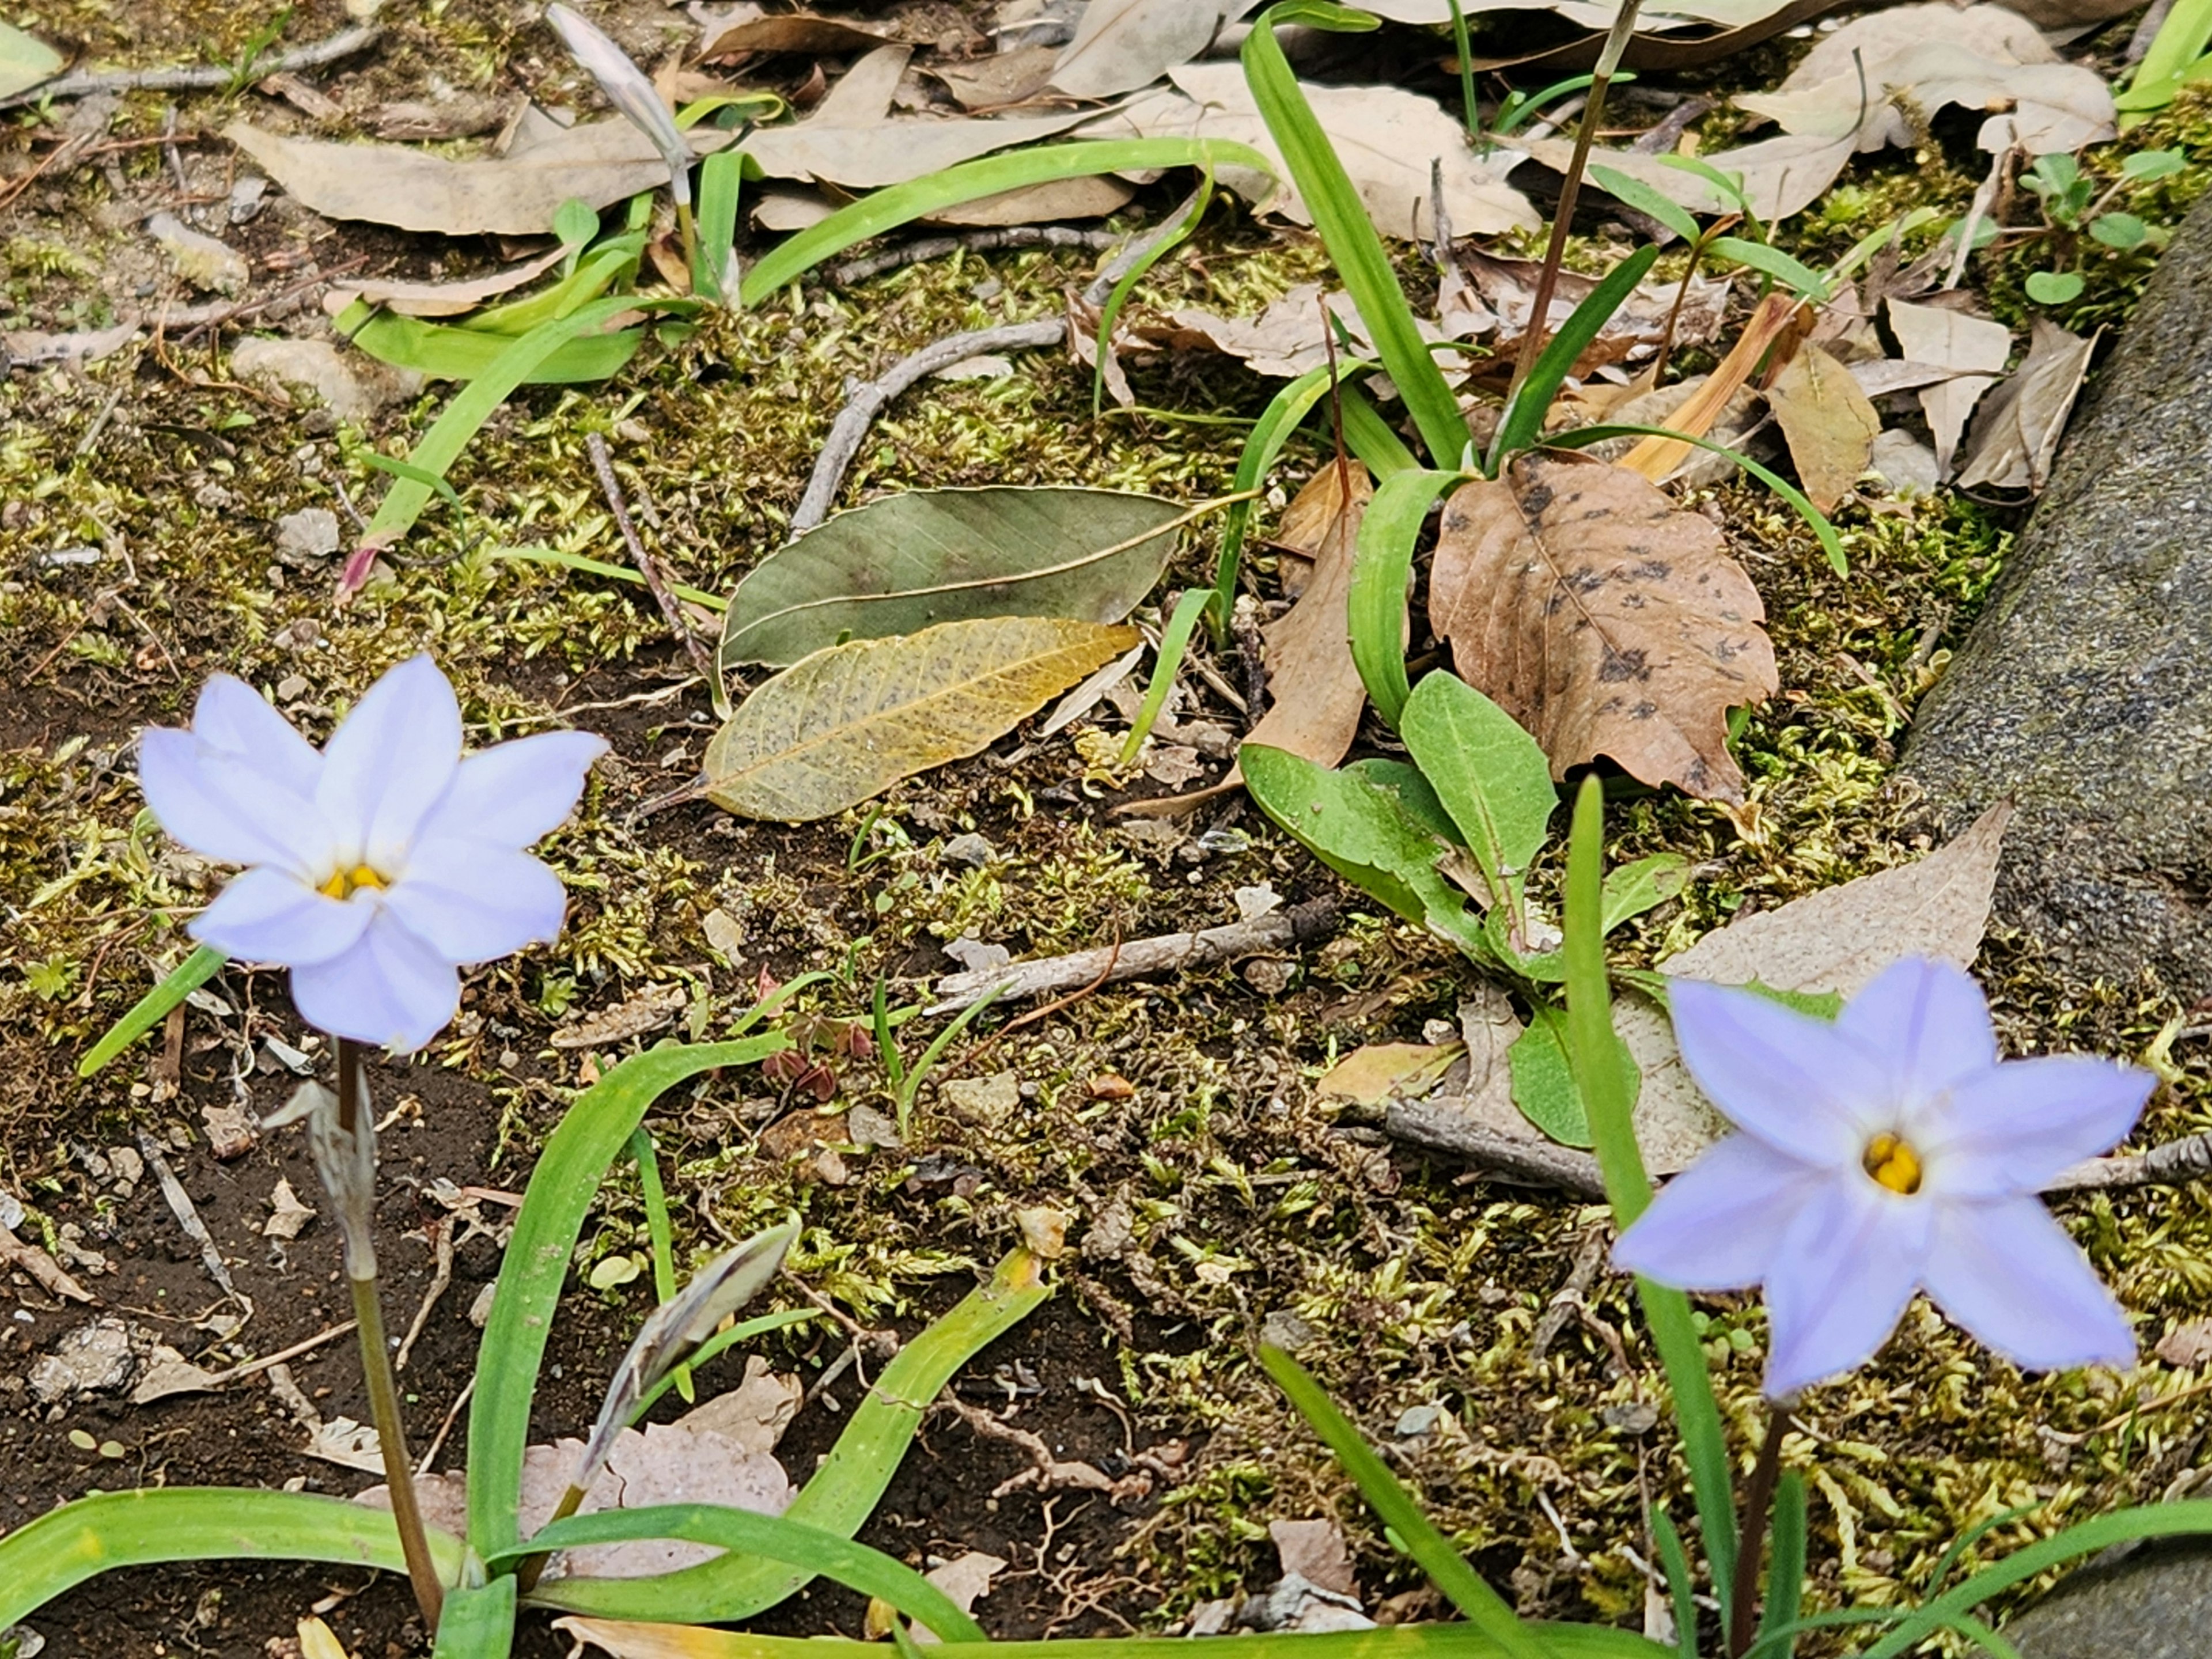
[1613,957,2152,1398]
[140,654,605,1051]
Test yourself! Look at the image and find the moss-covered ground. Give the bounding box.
[9,2,2212,1651]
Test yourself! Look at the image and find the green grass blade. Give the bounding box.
[631,1306,820,1420]
[1649,1507,1700,1659]
[1707,237,1829,303]
[0,1488,465,1627]
[1121,588,1214,766]
[1095,173,1212,416]
[338,305,647,385]
[2133,0,2212,93]
[1259,1347,1551,1659]
[1563,779,1737,1618]
[78,943,225,1078]
[431,1578,517,1659]
[529,1249,1051,1623]
[695,149,752,303]
[1588,165,1701,243]
[739,139,1273,306]
[630,1126,688,1403]
[1241,10,1467,468]
[503,1504,984,1641]
[1339,382,1421,477]
[491,543,728,611]
[1349,468,1461,727]
[465,1037,790,1558]
[1539,422,1845,574]
[1756,1472,1804,1657]
[364,294,687,551]
[544,1626,1672,1659]
[1487,245,1660,474]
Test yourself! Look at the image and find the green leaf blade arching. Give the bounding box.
[1398,673,1558,909]
[719,487,1184,669]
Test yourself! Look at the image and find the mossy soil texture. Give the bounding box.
[10,2,2212,1654]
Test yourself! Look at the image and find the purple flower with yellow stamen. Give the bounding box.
[1613,957,2151,1399]
[140,655,605,1053]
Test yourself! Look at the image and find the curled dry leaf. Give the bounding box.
[1456,248,1730,372]
[1884,299,2012,476]
[1050,0,1226,100]
[1429,452,1778,802]
[1956,317,2095,493]
[706,617,1139,821]
[1274,461,1373,600]
[696,12,898,60]
[1242,465,1379,771]
[1764,342,1881,513]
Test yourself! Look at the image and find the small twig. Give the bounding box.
[2127,0,2178,66]
[416,1374,477,1474]
[160,106,189,196]
[941,931,1123,1083]
[202,1319,359,1388]
[173,253,369,347]
[137,1131,248,1313]
[929,896,1340,1013]
[832,226,1121,285]
[1529,1226,1609,1361]
[1630,96,1713,155]
[0,22,383,110]
[937,1390,1117,1499]
[392,1217,455,1373]
[585,432,719,683]
[1944,146,2008,292]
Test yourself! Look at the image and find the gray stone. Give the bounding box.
[2006,1544,2212,1659]
[1903,188,2212,997]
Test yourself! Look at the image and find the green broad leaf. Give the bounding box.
[1506,1002,1638,1147]
[2090,211,2149,249]
[0,21,62,100]
[1347,757,1463,847]
[1241,10,1467,468]
[0,1487,465,1628]
[466,1037,791,1559]
[529,1250,1050,1623]
[552,198,600,248]
[1487,244,1661,472]
[718,487,1187,669]
[1601,853,1690,935]
[1589,164,1702,243]
[1242,744,1490,963]
[2024,268,2085,305]
[503,1505,983,1641]
[739,138,1275,305]
[1709,236,1830,301]
[336,301,647,385]
[431,1577,517,1659]
[78,944,226,1077]
[2122,147,2188,180]
[1398,672,1557,912]
[1349,469,1464,728]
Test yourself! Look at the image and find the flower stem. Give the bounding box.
[1728,1400,1789,1658]
[336,1040,446,1631]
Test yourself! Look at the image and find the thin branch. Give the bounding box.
[0,22,382,111]
[586,431,718,683]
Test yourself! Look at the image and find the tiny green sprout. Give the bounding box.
[2026,268,2086,305]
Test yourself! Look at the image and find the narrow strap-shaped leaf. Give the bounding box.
[1094,173,1212,416]
[1122,588,1215,765]
[1649,1506,1700,1659]
[1756,1472,1805,1657]
[1487,244,1660,474]
[431,1578,517,1659]
[79,942,225,1077]
[1260,1347,1552,1659]
[1338,382,1422,478]
[540,1623,1675,1658]
[1349,468,1463,728]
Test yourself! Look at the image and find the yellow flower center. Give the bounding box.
[317,863,389,901]
[1861,1132,1923,1196]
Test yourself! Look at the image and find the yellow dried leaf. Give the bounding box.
[706,617,1138,821]
[1765,342,1881,513]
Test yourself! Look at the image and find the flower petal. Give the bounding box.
[1839,957,1998,1111]
[191,866,373,967]
[317,656,463,870]
[1761,1175,1931,1397]
[1922,1195,2134,1373]
[192,675,322,797]
[139,728,332,876]
[289,911,461,1052]
[382,840,568,965]
[1926,1056,2153,1197]
[1612,1134,1823,1291]
[1666,978,1889,1166]
[415,730,607,850]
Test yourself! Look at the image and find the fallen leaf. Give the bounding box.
[1241,472,1377,770]
[263,1178,315,1240]
[933,46,1059,109]
[555,1618,725,1658]
[1316,1043,1464,1107]
[706,618,1138,821]
[0,20,61,101]
[321,245,569,319]
[2,322,139,370]
[227,118,733,237]
[718,487,1185,668]
[1016,1206,1069,1258]
[1051,0,1224,99]
[1885,299,2010,476]
[1429,452,1779,802]
[1956,318,2095,493]
[1271,1518,1358,1597]
[811,42,912,126]
[1458,247,1729,371]
[297,1616,353,1659]
[929,173,1135,225]
[305,1415,386,1473]
[1082,62,1535,240]
[128,1344,221,1404]
[1619,293,1803,480]
[697,12,897,59]
[1527,131,1855,225]
[673,1356,802,1455]
[2157,1320,2212,1369]
[1148,282,1459,382]
[743,106,1096,191]
[926,1550,1009,1612]
[1274,461,1372,600]
[552,984,687,1048]
[1764,343,1881,513]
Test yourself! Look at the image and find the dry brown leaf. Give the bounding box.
[1147,283,1456,381]
[697,13,898,60]
[925,1551,1009,1615]
[1241,468,1378,770]
[706,618,1138,821]
[1050,0,1224,99]
[1764,342,1881,513]
[1274,460,1373,599]
[929,173,1133,225]
[1429,452,1778,802]
[321,245,569,320]
[1885,298,2011,475]
[1528,131,1855,225]
[932,45,1059,109]
[227,119,732,237]
[552,983,686,1049]
[1620,293,1802,480]
[1458,248,1729,371]
[1271,1518,1359,1597]
[1316,1041,1463,1107]
[673,1355,802,1455]
[809,43,912,127]
[1081,62,1534,240]
[743,105,1096,190]
[1586,373,1761,488]
[1956,318,2094,493]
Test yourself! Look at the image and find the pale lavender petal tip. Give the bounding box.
[317,654,463,869]
[1612,1133,1816,1293]
[290,912,462,1053]
[1839,956,1998,1101]
[418,729,607,849]
[1666,977,1885,1165]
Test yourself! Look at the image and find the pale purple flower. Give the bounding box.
[1613,958,2151,1399]
[141,655,605,1053]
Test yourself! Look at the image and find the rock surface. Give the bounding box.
[1903,188,2212,996]
[2006,1545,2212,1658]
